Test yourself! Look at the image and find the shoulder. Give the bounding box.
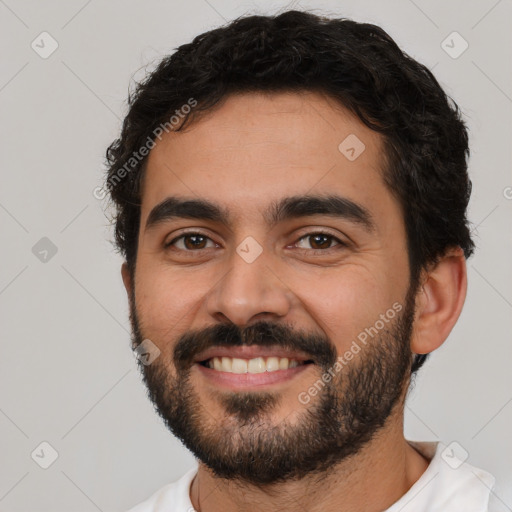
[386,441,496,512]
[125,466,198,512]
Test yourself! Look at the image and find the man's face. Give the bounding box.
[125,91,417,484]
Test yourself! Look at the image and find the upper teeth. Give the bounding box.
[206,356,302,373]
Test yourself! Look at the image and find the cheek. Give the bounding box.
[290,263,402,351]
[133,263,204,341]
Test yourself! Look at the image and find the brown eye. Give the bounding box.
[295,232,345,251]
[166,233,216,251]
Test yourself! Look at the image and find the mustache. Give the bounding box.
[173,320,337,372]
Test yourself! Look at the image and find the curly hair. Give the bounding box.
[105,9,475,373]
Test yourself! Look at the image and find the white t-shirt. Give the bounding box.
[126,441,499,512]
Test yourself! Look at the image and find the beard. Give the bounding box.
[127,284,417,487]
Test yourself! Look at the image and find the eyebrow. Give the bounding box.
[144,194,376,234]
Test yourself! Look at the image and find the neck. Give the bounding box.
[189,413,430,512]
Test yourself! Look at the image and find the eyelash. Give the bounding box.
[164,230,347,253]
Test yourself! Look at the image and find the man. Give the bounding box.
[104,9,497,511]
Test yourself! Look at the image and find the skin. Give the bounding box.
[121,91,468,512]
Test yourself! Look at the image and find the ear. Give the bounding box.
[121,262,133,299]
[410,247,468,356]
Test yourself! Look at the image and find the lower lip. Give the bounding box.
[194,362,312,390]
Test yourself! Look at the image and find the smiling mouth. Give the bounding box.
[198,356,314,374]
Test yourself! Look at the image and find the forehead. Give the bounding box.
[140,91,400,232]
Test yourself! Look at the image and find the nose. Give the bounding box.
[206,247,292,326]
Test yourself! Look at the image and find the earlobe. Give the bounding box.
[121,262,132,298]
[410,248,468,356]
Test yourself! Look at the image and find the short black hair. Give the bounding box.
[105,9,475,373]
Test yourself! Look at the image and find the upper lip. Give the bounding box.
[194,345,314,363]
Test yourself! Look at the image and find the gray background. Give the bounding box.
[1,0,511,510]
